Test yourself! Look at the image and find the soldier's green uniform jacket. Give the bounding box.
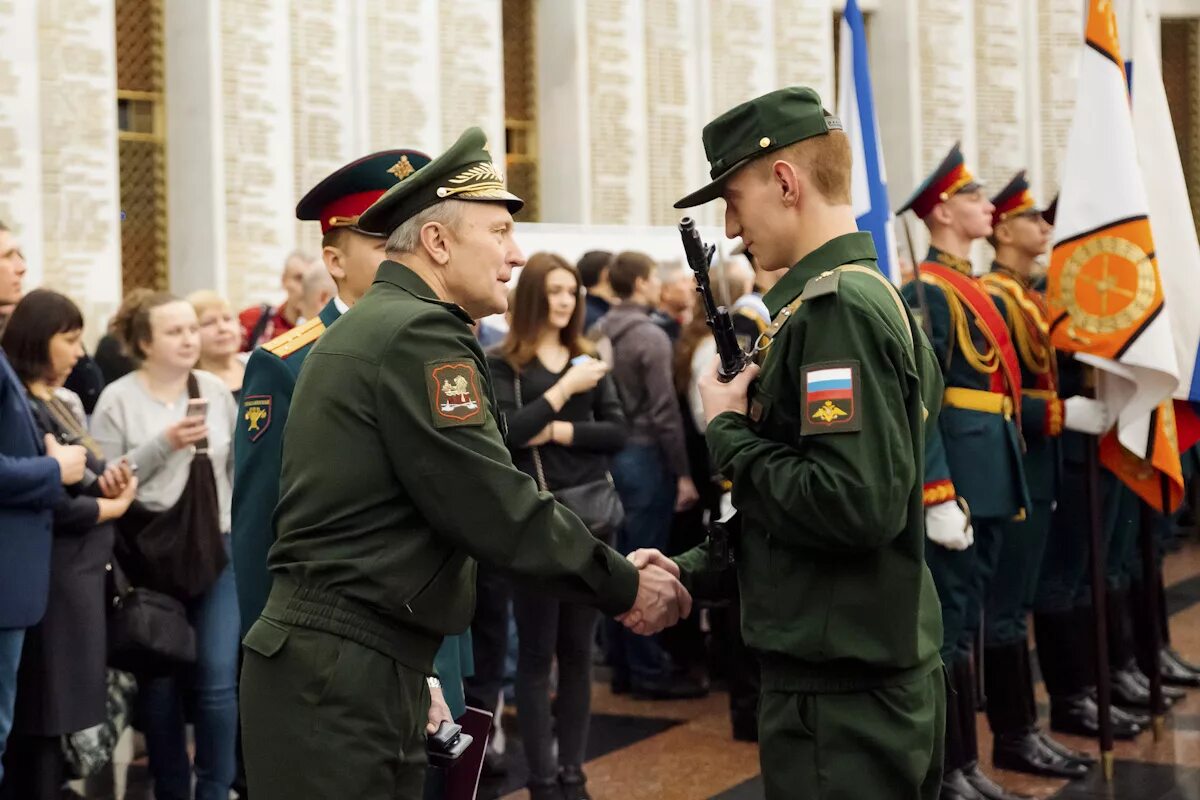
[675,232,945,689]
[253,260,639,676]
[232,299,341,637]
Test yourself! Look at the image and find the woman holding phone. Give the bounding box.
[91,289,239,800]
[0,290,138,799]
[487,252,628,800]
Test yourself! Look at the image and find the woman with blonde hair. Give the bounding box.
[488,252,628,800]
[187,290,244,399]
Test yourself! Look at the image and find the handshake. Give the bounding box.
[616,549,693,636]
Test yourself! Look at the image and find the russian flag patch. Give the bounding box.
[801,361,862,434]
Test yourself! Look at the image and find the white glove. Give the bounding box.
[925,499,974,551]
[1063,396,1112,436]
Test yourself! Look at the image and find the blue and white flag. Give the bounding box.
[837,0,899,283]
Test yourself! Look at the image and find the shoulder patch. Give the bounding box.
[800,269,841,301]
[242,395,272,442]
[800,360,862,435]
[425,359,486,428]
[262,317,326,359]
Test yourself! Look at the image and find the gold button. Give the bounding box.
[759,137,771,148]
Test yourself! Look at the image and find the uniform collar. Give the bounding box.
[990,261,1032,288]
[762,232,877,318]
[320,298,343,327]
[927,245,973,276]
[373,260,473,323]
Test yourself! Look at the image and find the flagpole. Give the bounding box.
[899,214,933,341]
[1137,474,1170,740]
[1085,429,1116,780]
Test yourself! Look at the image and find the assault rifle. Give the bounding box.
[678,217,751,382]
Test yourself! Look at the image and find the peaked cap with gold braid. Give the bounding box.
[896,141,982,219]
[990,170,1042,228]
[357,126,523,236]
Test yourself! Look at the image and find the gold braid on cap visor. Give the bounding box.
[436,162,509,199]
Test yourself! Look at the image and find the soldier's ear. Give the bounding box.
[772,160,801,209]
[323,245,347,282]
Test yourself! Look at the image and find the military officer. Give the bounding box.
[976,172,1094,778]
[231,148,478,766]
[897,143,1029,800]
[635,86,947,800]
[238,127,688,800]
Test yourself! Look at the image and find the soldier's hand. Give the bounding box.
[698,358,759,427]
[618,564,692,635]
[925,499,973,551]
[627,548,681,579]
[426,684,453,734]
[1063,396,1113,436]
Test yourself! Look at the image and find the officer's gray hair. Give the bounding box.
[385,200,467,256]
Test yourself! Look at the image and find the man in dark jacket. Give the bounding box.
[595,251,704,699]
[0,220,86,782]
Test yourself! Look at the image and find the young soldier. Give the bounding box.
[641,85,947,800]
[978,172,1097,778]
[897,143,1028,800]
[239,128,688,800]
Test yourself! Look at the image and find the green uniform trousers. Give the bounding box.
[240,621,429,799]
[984,501,1053,646]
[758,667,945,800]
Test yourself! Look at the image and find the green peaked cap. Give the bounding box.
[357,126,524,236]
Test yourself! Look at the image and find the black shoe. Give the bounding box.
[1127,665,1186,701]
[1162,648,1200,687]
[1112,702,1150,729]
[962,761,1033,800]
[992,729,1089,779]
[559,766,591,800]
[940,769,987,800]
[1111,666,1158,709]
[629,676,708,700]
[1035,730,1096,766]
[528,780,565,800]
[1050,694,1143,740]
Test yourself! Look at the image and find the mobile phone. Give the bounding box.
[186,398,209,418]
[570,355,593,366]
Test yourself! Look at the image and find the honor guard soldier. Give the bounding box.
[898,143,1030,800]
[977,172,1095,778]
[646,86,948,800]
[238,127,689,800]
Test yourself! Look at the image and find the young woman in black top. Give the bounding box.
[488,252,628,800]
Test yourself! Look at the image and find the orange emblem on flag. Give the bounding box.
[1048,217,1162,358]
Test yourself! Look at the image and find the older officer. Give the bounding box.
[642,86,947,800]
[239,127,688,800]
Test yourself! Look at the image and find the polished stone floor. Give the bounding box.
[95,540,1200,799]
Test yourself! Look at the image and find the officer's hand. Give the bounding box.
[618,564,692,635]
[1064,396,1113,436]
[925,499,973,551]
[698,359,760,427]
[45,434,87,485]
[627,548,681,579]
[426,684,453,735]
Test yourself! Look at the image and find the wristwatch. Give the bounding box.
[426,676,442,690]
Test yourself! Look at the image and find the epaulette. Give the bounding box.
[799,269,841,301]
[262,317,326,359]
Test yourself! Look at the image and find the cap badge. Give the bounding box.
[388,156,416,181]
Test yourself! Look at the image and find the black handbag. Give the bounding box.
[514,370,625,540]
[106,559,196,675]
[115,372,228,601]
